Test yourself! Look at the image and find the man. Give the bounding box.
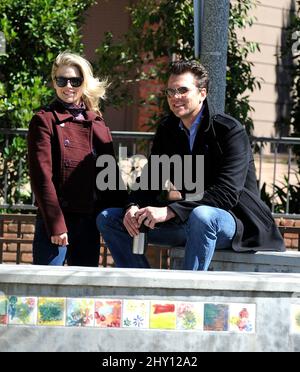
[97,60,285,270]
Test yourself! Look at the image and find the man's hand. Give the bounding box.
[135,206,176,229]
[51,233,69,246]
[123,205,140,237]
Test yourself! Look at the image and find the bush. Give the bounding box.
[0,0,95,208]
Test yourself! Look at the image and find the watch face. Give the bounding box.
[0,32,6,55]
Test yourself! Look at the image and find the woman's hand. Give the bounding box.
[51,233,69,246]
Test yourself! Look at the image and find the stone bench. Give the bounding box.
[169,246,300,273]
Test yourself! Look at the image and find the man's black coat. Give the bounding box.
[130,101,285,252]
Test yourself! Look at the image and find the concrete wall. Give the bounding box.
[1,265,300,352]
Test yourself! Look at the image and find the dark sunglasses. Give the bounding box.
[55,76,83,88]
[165,86,190,98]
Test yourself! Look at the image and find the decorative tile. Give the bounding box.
[176,302,203,331]
[66,298,94,327]
[229,304,256,333]
[0,296,8,325]
[38,298,66,326]
[150,301,176,330]
[94,299,122,328]
[8,296,37,325]
[122,300,150,329]
[291,304,300,334]
[204,303,229,332]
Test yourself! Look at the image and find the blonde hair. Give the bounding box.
[51,51,108,114]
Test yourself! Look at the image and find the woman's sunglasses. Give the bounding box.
[55,76,83,88]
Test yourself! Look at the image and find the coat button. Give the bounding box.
[64,139,70,147]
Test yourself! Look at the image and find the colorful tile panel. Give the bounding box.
[0,296,8,325]
[291,304,300,334]
[38,298,66,326]
[122,300,150,329]
[8,296,37,325]
[66,298,94,327]
[150,301,176,330]
[94,299,122,328]
[204,303,229,332]
[229,304,256,333]
[176,302,203,331]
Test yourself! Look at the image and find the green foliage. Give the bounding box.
[0,0,95,208]
[260,176,300,214]
[0,0,95,128]
[94,0,261,134]
[272,174,300,214]
[226,0,261,135]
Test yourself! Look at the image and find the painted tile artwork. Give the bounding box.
[229,304,256,333]
[38,298,66,326]
[0,296,8,325]
[203,303,229,332]
[66,298,94,327]
[290,304,300,334]
[8,296,37,325]
[0,294,260,334]
[122,300,150,329]
[176,302,203,331]
[94,299,122,328]
[150,301,176,330]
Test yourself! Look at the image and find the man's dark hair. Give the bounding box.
[168,60,209,91]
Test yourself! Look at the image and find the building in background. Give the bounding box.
[82,0,296,138]
[242,0,295,139]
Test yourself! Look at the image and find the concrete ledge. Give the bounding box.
[170,247,300,273]
[0,265,300,351]
[1,264,300,294]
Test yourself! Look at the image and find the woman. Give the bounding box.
[28,51,125,267]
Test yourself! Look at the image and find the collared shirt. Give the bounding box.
[179,106,205,152]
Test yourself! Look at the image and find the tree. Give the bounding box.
[94,0,261,134]
[0,0,95,208]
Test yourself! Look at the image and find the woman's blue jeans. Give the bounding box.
[33,213,100,267]
[96,206,236,271]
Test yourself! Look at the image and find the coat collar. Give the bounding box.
[164,98,211,132]
[48,99,102,124]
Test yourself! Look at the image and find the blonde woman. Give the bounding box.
[28,51,126,266]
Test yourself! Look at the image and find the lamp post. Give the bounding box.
[194,0,230,114]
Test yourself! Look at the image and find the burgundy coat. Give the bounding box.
[28,100,125,237]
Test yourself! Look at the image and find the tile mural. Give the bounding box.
[0,293,265,333]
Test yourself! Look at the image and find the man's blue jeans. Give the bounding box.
[96,205,236,271]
